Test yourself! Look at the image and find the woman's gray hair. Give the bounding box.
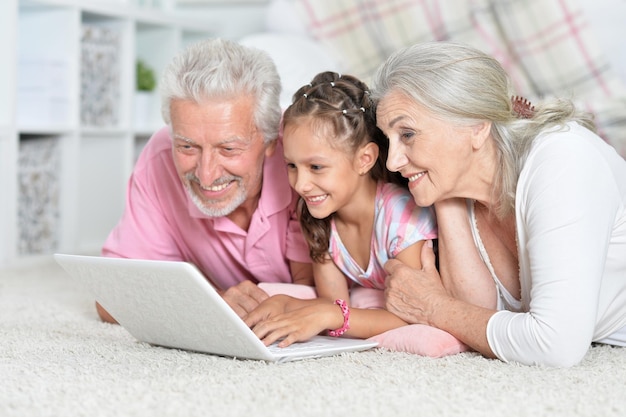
[372,41,595,218]
[160,38,282,144]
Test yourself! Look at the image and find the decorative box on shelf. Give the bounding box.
[80,24,122,127]
[17,136,61,255]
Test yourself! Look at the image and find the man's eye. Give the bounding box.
[176,144,198,154]
[221,146,243,155]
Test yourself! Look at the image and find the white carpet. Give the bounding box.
[1,258,625,417]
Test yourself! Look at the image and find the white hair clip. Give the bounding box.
[360,107,365,112]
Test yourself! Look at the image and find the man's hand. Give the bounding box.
[221,280,269,318]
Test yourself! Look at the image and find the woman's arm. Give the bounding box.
[434,198,496,309]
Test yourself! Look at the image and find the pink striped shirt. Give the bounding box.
[329,181,437,289]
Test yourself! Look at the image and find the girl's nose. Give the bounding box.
[293,171,312,194]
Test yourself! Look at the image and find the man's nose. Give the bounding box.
[196,151,222,186]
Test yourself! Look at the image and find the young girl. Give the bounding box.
[245,72,439,348]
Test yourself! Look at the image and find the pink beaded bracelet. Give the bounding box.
[328,299,350,337]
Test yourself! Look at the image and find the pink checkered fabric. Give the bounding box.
[291,0,626,156]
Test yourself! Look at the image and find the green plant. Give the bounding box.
[136,59,156,92]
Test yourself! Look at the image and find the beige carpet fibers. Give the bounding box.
[1,257,625,417]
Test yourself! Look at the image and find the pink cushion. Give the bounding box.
[368,324,470,358]
[258,282,317,299]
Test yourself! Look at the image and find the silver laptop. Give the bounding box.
[54,254,378,363]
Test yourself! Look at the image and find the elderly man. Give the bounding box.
[99,38,313,322]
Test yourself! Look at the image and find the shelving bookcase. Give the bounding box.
[0,0,255,268]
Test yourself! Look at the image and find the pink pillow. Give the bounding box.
[368,324,470,358]
[349,287,469,357]
[258,282,317,299]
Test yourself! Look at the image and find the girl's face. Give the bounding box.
[376,90,480,207]
[282,118,363,219]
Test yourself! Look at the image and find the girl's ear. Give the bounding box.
[356,142,379,175]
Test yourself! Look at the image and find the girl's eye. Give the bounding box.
[286,162,296,169]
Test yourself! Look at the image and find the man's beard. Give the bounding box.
[183,173,247,217]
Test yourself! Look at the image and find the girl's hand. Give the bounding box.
[243,294,293,328]
[250,303,343,347]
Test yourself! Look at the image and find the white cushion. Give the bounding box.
[238,32,341,109]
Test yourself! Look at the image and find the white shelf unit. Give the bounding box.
[1,0,238,268]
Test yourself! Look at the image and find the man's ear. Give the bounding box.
[470,121,492,150]
[265,138,278,157]
[356,142,380,175]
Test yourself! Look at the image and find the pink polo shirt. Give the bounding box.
[102,126,311,290]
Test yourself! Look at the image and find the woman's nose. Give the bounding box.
[386,140,407,172]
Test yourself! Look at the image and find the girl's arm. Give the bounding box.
[250,242,429,346]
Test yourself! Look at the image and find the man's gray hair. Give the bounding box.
[160,38,282,144]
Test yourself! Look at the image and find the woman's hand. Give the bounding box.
[384,240,450,326]
[248,302,343,348]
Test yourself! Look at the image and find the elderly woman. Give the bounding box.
[373,41,626,367]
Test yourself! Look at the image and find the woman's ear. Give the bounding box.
[356,142,380,175]
[470,121,492,150]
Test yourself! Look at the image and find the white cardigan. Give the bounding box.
[484,122,626,367]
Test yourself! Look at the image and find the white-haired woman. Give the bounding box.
[373,41,626,367]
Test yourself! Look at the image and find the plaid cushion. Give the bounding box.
[291,0,626,156]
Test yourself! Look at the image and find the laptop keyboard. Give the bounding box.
[267,340,329,354]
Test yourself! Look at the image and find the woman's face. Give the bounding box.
[376,90,478,207]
